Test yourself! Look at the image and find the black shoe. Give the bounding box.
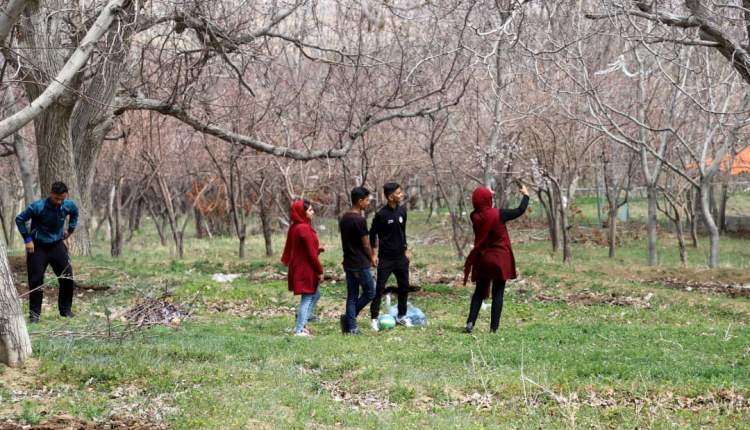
[29,313,40,323]
[464,322,474,334]
[339,314,349,334]
[60,310,75,318]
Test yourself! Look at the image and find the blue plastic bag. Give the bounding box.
[386,295,427,327]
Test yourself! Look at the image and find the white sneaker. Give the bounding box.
[371,318,380,332]
[396,316,413,327]
[293,331,311,337]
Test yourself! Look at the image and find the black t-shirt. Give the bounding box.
[369,204,408,260]
[339,212,371,269]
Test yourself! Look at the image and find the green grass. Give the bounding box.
[1,208,749,429]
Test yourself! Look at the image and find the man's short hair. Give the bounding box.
[51,182,68,194]
[303,199,312,211]
[350,187,370,205]
[383,182,401,199]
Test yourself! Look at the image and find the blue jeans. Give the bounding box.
[295,288,320,334]
[344,267,375,330]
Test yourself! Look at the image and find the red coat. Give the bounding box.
[463,187,517,298]
[281,201,323,295]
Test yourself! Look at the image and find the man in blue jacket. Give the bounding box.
[15,182,79,322]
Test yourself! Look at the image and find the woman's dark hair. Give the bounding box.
[350,187,370,205]
[383,182,400,199]
[303,199,312,211]
[51,181,68,194]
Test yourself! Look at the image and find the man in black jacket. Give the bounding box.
[369,182,412,330]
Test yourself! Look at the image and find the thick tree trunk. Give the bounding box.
[700,182,720,268]
[0,240,33,367]
[646,185,658,266]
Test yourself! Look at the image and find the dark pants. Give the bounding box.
[466,278,506,332]
[371,256,409,319]
[344,267,375,330]
[27,240,75,317]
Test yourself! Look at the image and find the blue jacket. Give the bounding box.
[15,198,79,244]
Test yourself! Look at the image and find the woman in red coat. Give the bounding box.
[281,200,324,336]
[463,185,529,333]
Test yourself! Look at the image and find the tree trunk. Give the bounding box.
[560,206,571,264]
[718,181,729,234]
[238,235,246,260]
[7,106,38,207]
[194,207,206,239]
[259,198,274,258]
[0,208,9,246]
[675,209,687,265]
[146,204,168,247]
[700,182,720,268]
[18,2,82,256]
[537,188,559,253]
[687,188,699,248]
[108,180,123,257]
[127,198,143,242]
[607,209,617,259]
[0,240,32,367]
[646,185,658,266]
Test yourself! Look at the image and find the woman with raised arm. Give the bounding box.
[462,184,529,333]
[281,200,324,337]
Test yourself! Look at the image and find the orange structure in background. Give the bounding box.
[724,147,750,175]
[700,147,750,176]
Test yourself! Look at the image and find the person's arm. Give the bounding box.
[369,212,380,251]
[402,208,408,252]
[362,235,377,267]
[65,201,79,239]
[500,189,530,223]
[359,217,377,266]
[15,203,36,252]
[301,230,324,276]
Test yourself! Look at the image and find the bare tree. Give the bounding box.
[0,238,32,367]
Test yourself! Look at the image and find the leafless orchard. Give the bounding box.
[3,0,750,365]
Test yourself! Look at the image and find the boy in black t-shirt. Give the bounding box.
[339,187,377,334]
[369,182,412,330]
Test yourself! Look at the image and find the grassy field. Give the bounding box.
[1,201,749,429]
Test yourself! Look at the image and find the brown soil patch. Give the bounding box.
[205,299,255,317]
[319,380,395,411]
[620,267,750,299]
[7,256,26,275]
[0,359,40,395]
[655,279,750,298]
[0,414,166,430]
[548,386,750,413]
[535,290,653,308]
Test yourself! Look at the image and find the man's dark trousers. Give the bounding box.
[371,255,409,319]
[27,240,74,317]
